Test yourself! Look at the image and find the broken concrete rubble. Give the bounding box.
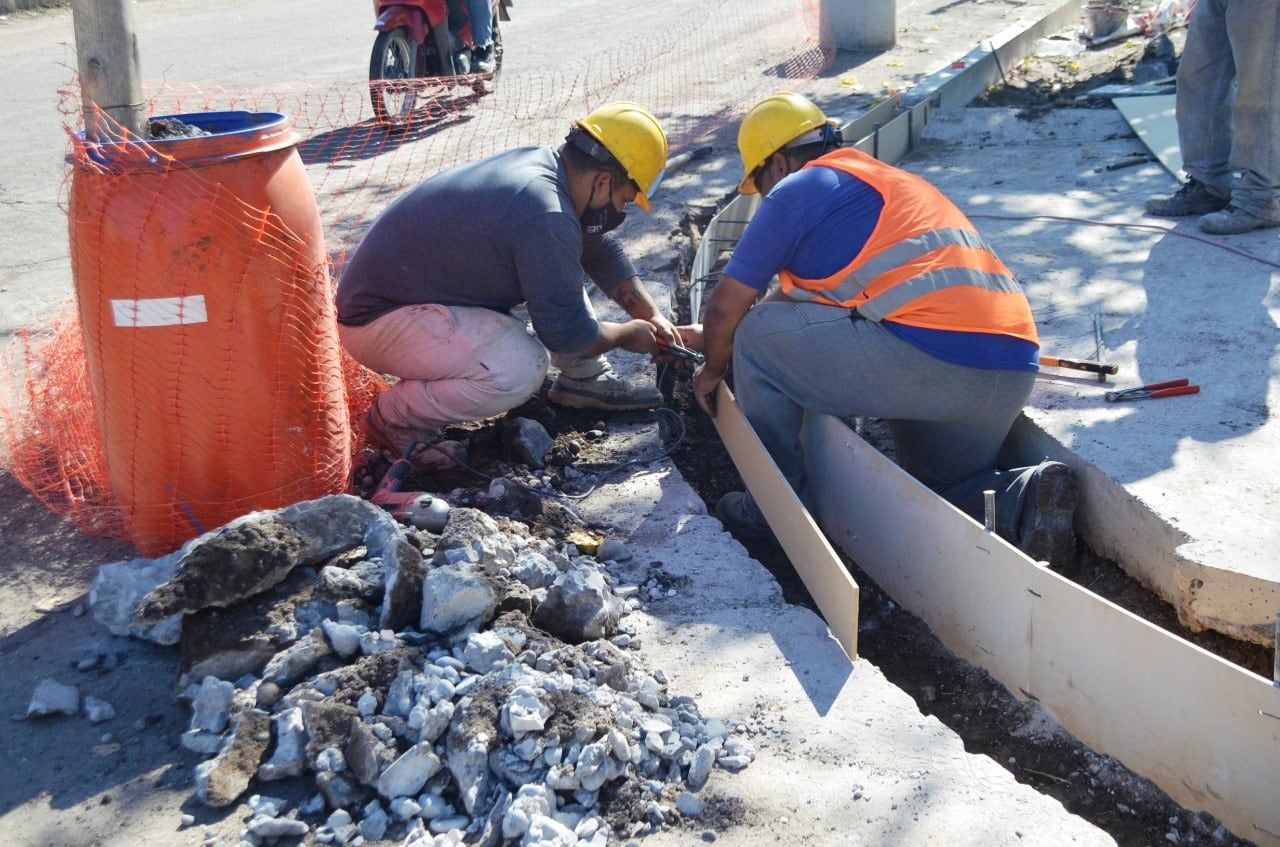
[87,493,753,846]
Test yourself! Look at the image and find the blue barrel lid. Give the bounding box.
[73,111,299,171]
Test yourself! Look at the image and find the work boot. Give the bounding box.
[366,402,466,470]
[548,364,662,412]
[715,491,775,543]
[472,43,496,73]
[1196,204,1280,235]
[1015,461,1079,568]
[1143,178,1230,218]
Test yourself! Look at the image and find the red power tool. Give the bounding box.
[370,450,447,530]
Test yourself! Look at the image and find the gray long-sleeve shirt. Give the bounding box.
[335,146,635,355]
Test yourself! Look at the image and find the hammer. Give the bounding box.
[1038,356,1118,376]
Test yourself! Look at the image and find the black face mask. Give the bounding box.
[581,203,627,236]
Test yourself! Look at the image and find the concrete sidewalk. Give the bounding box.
[596,0,1277,842]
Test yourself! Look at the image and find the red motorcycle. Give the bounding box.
[369,0,511,124]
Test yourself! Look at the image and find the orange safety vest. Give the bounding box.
[779,148,1038,344]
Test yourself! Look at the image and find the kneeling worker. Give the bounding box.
[337,102,679,464]
[691,93,1078,567]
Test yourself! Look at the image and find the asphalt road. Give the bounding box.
[0,1,376,344]
[0,0,621,344]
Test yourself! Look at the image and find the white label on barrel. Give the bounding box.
[111,295,209,327]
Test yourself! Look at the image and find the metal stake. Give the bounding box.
[1093,314,1107,383]
[983,489,995,532]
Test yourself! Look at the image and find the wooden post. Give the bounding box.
[819,0,896,51]
[71,0,146,141]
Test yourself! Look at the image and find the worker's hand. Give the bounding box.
[615,319,661,355]
[674,324,703,351]
[646,312,680,348]
[692,362,725,418]
[649,323,705,369]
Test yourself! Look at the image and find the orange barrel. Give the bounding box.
[68,111,350,556]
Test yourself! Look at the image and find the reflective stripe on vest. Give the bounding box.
[777,149,1037,343]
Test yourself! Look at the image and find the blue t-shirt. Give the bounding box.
[724,164,1038,372]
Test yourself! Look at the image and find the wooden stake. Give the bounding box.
[71,0,146,142]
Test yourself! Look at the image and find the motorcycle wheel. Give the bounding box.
[369,27,419,126]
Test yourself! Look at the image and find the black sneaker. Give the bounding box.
[472,43,496,73]
[1016,461,1078,568]
[1144,178,1230,218]
[715,491,775,543]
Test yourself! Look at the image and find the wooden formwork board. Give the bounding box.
[804,414,1280,846]
[710,385,860,661]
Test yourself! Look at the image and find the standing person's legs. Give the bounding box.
[1175,0,1235,195]
[339,303,548,454]
[1221,0,1280,220]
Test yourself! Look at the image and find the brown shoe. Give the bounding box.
[366,402,465,470]
[715,491,775,543]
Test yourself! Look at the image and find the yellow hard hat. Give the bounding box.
[575,102,669,211]
[737,92,835,195]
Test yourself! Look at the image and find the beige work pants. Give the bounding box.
[339,303,550,432]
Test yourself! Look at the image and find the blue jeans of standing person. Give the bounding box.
[468,0,492,48]
[1175,0,1280,220]
[731,300,1040,541]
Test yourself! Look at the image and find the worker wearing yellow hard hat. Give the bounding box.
[734,91,840,196]
[572,101,669,212]
[336,101,680,467]
[685,92,1077,569]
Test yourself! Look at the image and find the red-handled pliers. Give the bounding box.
[655,338,705,364]
[1104,378,1200,403]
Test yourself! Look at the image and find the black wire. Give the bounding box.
[557,405,688,501]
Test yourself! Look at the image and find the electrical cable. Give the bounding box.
[967,212,1280,271]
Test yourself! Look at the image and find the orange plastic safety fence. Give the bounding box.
[1,0,825,554]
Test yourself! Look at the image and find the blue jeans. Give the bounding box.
[468,0,493,48]
[1175,0,1280,219]
[732,301,1040,539]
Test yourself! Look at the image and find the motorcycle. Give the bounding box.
[369,0,512,125]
